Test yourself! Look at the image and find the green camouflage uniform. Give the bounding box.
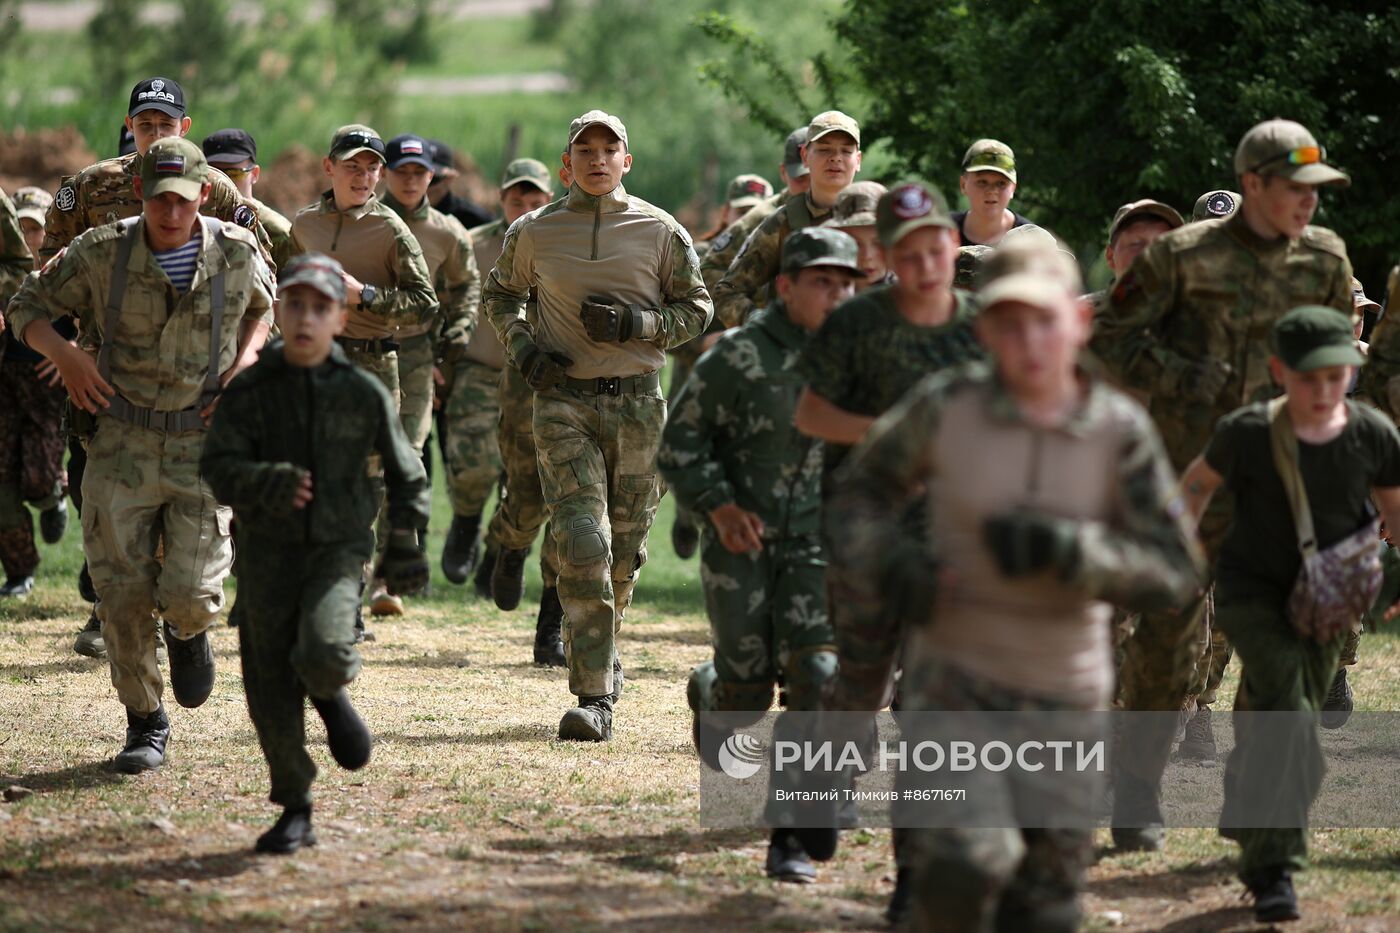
[833,363,1202,931]
[249,196,294,287]
[710,193,831,328]
[483,180,711,699]
[697,189,791,297]
[489,365,561,587]
[658,303,833,713]
[1091,211,1351,830]
[202,342,430,810]
[6,216,275,715]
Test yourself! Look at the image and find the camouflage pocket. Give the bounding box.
[612,473,659,525]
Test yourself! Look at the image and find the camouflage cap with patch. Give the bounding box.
[328,124,386,163]
[784,126,810,178]
[567,110,628,150]
[1108,199,1184,243]
[726,173,773,209]
[500,158,553,194]
[806,111,860,147]
[822,181,887,229]
[1235,119,1348,187]
[875,182,954,247]
[1192,189,1241,222]
[962,139,1017,183]
[278,252,347,302]
[780,227,864,278]
[139,137,209,201]
[12,186,53,225]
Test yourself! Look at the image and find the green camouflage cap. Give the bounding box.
[784,127,810,178]
[329,124,386,163]
[139,137,209,201]
[954,244,994,290]
[12,186,52,225]
[780,227,864,277]
[278,252,347,302]
[806,111,861,147]
[1234,119,1349,187]
[822,181,886,229]
[567,109,628,150]
[1108,199,1184,243]
[1192,189,1241,222]
[500,158,553,194]
[978,238,1083,313]
[1272,305,1364,371]
[962,139,1017,183]
[726,173,773,209]
[875,182,954,247]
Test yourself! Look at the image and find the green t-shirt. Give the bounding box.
[797,283,983,475]
[1206,399,1400,603]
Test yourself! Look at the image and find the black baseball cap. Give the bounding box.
[427,139,459,175]
[1272,306,1365,371]
[202,128,257,165]
[128,77,185,119]
[386,134,436,171]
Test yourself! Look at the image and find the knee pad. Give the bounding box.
[563,514,608,565]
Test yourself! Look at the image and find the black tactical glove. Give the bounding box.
[376,528,429,596]
[580,294,647,343]
[258,463,310,513]
[983,509,1080,579]
[518,344,574,391]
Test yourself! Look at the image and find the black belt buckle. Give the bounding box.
[597,376,621,396]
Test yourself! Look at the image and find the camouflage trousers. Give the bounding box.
[396,333,436,453]
[442,358,503,518]
[236,540,364,810]
[0,361,67,578]
[82,418,232,714]
[666,353,700,540]
[487,365,559,588]
[900,656,1094,932]
[344,345,399,574]
[696,531,835,713]
[534,383,665,697]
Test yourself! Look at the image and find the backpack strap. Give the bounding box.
[200,216,228,402]
[1267,396,1318,559]
[96,217,143,384]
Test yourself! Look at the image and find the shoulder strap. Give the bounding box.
[96,217,144,384]
[201,217,228,399]
[1267,397,1318,559]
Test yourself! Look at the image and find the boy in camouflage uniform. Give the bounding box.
[202,253,430,855]
[659,228,862,883]
[823,239,1202,931]
[201,128,295,274]
[5,138,275,772]
[483,110,711,740]
[819,181,888,289]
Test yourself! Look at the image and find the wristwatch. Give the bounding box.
[360,284,377,307]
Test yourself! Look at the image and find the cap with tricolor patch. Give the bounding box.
[385,134,435,171]
[726,174,773,209]
[500,158,553,194]
[278,252,348,302]
[139,137,209,201]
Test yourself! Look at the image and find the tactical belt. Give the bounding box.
[561,371,661,397]
[96,216,227,434]
[336,335,400,355]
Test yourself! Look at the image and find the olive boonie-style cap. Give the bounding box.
[806,111,861,147]
[567,110,628,150]
[128,77,185,119]
[278,252,348,302]
[329,124,386,163]
[1235,120,1348,187]
[822,181,887,229]
[1193,189,1241,222]
[875,182,954,247]
[780,227,864,277]
[501,158,553,193]
[139,137,209,201]
[784,126,810,177]
[727,173,773,209]
[1109,199,1184,243]
[961,139,1016,183]
[1272,305,1364,371]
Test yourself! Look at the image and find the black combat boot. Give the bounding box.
[886,867,914,925]
[533,587,567,666]
[473,545,498,600]
[1244,866,1300,923]
[558,694,613,742]
[441,514,481,585]
[765,830,816,883]
[256,805,317,855]
[0,575,34,596]
[164,622,215,708]
[1321,668,1353,729]
[491,545,530,610]
[310,689,372,770]
[114,705,170,773]
[39,499,68,544]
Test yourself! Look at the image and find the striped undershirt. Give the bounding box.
[153,238,201,293]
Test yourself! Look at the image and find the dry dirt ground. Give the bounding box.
[2,562,1400,931]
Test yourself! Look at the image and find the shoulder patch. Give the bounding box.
[711,229,733,253]
[233,204,257,229]
[55,186,76,212]
[1111,270,1138,304]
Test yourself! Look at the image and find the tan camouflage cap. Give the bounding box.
[500,158,553,194]
[978,239,1083,313]
[1108,199,1184,243]
[726,173,773,209]
[962,139,1017,183]
[278,252,347,302]
[822,181,887,229]
[1192,189,1241,222]
[806,111,860,147]
[1352,276,1381,314]
[139,137,209,201]
[779,227,864,277]
[13,186,53,225]
[567,110,628,150]
[784,127,810,177]
[1235,119,1348,187]
[875,182,954,247]
[329,124,386,163]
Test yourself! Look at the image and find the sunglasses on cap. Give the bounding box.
[333,133,385,155]
[963,152,1016,173]
[1251,145,1324,173]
